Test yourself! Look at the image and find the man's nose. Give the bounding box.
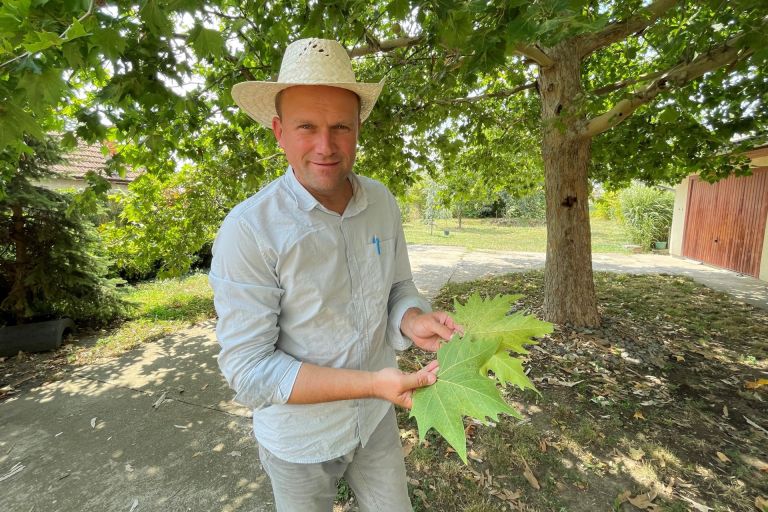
[314,129,335,155]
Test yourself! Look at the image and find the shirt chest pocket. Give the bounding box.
[359,236,395,312]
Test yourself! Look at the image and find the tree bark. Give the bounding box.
[538,42,601,327]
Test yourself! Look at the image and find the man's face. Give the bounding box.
[272,85,360,201]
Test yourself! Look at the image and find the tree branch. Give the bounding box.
[583,28,760,138]
[348,36,424,57]
[579,0,679,57]
[434,83,536,105]
[589,68,672,96]
[512,43,554,67]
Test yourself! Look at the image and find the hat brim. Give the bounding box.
[231,81,384,129]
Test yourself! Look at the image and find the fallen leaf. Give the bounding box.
[413,489,429,507]
[716,452,731,463]
[722,405,729,418]
[744,416,768,436]
[755,496,768,512]
[678,494,712,512]
[467,449,483,463]
[633,410,646,421]
[402,439,415,458]
[617,490,632,503]
[152,391,168,409]
[90,417,97,428]
[628,489,658,509]
[739,454,768,472]
[522,459,540,490]
[539,439,548,452]
[745,379,768,390]
[629,447,645,461]
[674,354,685,362]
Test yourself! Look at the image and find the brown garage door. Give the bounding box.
[682,168,768,277]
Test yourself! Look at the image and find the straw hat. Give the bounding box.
[231,38,384,128]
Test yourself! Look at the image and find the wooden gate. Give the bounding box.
[682,168,768,277]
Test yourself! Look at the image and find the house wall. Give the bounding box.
[36,177,130,192]
[669,176,690,257]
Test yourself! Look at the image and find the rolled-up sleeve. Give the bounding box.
[386,198,431,351]
[209,215,302,410]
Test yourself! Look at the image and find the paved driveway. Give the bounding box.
[407,245,768,309]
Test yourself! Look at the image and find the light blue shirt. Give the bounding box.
[209,168,430,463]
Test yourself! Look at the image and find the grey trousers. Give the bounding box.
[257,406,412,512]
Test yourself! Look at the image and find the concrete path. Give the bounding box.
[409,245,768,309]
[1,323,273,512]
[1,246,766,512]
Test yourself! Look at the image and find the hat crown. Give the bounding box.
[277,39,356,84]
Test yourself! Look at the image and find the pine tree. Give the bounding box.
[0,137,127,326]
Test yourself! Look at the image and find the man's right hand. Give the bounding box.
[372,360,439,409]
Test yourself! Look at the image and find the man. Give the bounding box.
[209,38,460,511]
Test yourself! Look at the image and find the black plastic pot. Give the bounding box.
[0,318,75,357]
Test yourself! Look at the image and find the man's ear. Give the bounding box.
[272,116,283,148]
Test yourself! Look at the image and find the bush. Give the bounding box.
[618,184,674,250]
[504,190,546,222]
[592,190,623,221]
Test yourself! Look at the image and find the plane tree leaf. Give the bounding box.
[411,293,552,463]
[481,350,538,392]
[453,293,553,353]
[410,335,518,463]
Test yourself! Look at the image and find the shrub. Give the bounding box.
[592,190,623,221]
[504,190,546,222]
[618,184,674,250]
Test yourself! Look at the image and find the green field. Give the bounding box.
[403,217,631,253]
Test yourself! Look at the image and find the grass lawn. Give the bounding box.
[69,272,214,364]
[403,217,632,253]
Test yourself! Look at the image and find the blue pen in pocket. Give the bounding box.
[372,236,381,255]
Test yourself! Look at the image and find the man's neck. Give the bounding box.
[310,177,354,215]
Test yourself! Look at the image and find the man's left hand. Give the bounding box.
[400,308,463,352]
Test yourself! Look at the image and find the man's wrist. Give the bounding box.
[400,307,423,338]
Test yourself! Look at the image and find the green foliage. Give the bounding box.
[618,184,675,250]
[2,0,767,310]
[592,190,623,221]
[0,137,127,326]
[504,190,546,222]
[411,293,552,463]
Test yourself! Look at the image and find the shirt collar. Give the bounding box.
[283,166,370,217]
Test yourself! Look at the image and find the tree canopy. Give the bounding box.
[2,0,766,323]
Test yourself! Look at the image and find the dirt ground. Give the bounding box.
[394,272,768,512]
[3,272,766,511]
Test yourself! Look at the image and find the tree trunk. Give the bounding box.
[8,203,29,324]
[538,42,601,327]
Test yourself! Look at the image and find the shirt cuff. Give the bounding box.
[387,296,432,351]
[273,360,303,404]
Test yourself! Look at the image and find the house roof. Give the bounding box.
[50,141,141,184]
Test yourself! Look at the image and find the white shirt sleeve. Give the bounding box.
[209,214,302,410]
